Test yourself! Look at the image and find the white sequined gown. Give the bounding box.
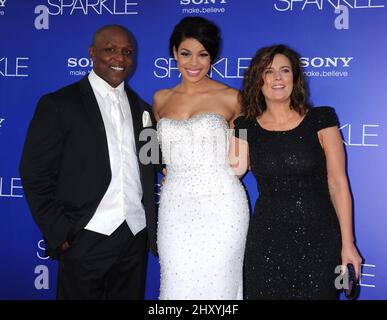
[157,112,249,300]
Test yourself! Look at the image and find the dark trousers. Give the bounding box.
[57,222,148,300]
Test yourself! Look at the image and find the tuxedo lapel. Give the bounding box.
[125,87,147,189]
[78,77,110,173]
[77,79,147,192]
[125,88,143,156]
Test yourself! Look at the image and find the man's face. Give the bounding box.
[89,28,135,88]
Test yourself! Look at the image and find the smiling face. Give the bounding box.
[173,37,211,84]
[261,54,294,104]
[89,27,135,88]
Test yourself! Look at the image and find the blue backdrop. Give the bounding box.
[0,0,386,300]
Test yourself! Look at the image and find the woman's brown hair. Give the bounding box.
[239,44,310,119]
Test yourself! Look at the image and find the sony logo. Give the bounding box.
[180,0,226,4]
[67,57,93,68]
[300,56,353,68]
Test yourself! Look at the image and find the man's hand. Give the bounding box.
[59,240,70,252]
[160,168,167,191]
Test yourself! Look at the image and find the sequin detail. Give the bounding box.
[235,107,342,300]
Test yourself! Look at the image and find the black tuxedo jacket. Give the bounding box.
[20,77,159,258]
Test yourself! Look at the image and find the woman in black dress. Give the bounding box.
[230,44,362,299]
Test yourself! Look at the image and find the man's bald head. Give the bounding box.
[91,24,134,47]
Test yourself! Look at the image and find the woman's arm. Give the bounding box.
[319,126,363,278]
[227,91,250,178]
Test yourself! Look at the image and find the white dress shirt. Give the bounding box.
[85,70,146,236]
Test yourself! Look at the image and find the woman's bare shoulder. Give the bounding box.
[217,84,240,109]
[210,81,238,97]
[153,88,173,102]
[153,88,175,112]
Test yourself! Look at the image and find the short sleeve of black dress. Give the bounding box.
[233,116,249,141]
[314,106,339,131]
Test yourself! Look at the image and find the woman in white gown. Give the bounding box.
[153,17,249,300]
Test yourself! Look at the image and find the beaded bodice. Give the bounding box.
[157,112,230,175]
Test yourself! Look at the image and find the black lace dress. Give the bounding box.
[234,107,342,300]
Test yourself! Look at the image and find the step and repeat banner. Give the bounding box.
[0,0,386,300]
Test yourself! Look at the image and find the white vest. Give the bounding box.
[85,70,146,236]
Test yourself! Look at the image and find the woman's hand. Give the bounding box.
[341,243,363,279]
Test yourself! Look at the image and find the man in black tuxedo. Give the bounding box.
[19,25,159,299]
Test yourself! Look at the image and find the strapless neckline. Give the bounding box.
[158,111,229,126]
